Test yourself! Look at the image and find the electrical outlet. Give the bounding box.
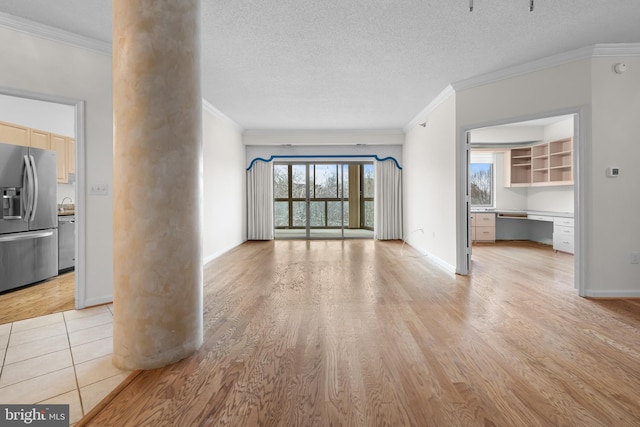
[89,183,109,196]
[631,251,640,265]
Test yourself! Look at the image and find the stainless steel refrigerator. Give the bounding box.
[0,141,58,293]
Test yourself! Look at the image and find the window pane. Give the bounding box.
[364,201,374,228]
[363,164,374,198]
[327,202,343,226]
[343,202,349,226]
[292,165,306,198]
[274,202,289,227]
[292,201,306,226]
[470,163,493,206]
[314,164,338,199]
[342,165,349,198]
[273,165,289,199]
[310,201,325,227]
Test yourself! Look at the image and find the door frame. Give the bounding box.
[457,106,587,296]
[0,86,86,308]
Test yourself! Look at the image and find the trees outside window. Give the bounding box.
[273,162,372,230]
[470,163,493,206]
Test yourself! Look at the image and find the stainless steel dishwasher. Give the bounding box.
[58,215,75,272]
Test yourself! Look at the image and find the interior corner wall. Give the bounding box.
[202,109,246,263]
[589,55,640,295]
[0,26,114,306]
[404,94,457,271]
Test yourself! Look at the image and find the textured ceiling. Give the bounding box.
[1,0,639,131]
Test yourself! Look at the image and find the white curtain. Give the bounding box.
[247,160,274,240]
[374,159,403,240]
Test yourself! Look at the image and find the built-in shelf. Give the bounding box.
[508,137,573,187]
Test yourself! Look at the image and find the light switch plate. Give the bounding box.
[89,183,109,196]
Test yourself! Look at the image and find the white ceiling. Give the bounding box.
[1,0,639,131]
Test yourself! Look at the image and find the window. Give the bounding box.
[470,152,494,207]
[273,162,372,230]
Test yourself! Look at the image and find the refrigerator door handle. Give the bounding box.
[29,155,38,221]
[22,155,33,222]
[0,230,53,243]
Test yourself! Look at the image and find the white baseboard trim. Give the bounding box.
[411,245,457,274]
[80,295,114,309]
[585,290,640,298]
[203,241,244,265]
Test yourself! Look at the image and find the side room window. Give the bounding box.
[470,151,494,207]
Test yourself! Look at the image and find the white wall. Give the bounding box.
[589,55,640,295]
[494,152,528,210]
[544,117,573,141]
[0,93,75,136]
[202,107,246,263]
[0,25,114,306]
[526,187,573,213]
[403,94,457,271]
[243,130,404,146]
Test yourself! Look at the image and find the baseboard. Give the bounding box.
[203,241,244,265]
[411,245,456,274]
[80,295,113,309]
[585,290,640,298]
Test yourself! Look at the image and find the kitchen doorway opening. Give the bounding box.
[273,162,374,240]
[0,87,85,310]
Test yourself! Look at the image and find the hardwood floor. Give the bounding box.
[0,271,75,324]
[82,240,640,426]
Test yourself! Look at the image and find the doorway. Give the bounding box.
[273,162,374,239]
[461,111,584,295]
[0,88,85,309]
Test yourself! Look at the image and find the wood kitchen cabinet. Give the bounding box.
[67,138,76,174]
[51,133,68,183]
[29,128,50,150]
[0,120,75,182]
[0,120,29,147]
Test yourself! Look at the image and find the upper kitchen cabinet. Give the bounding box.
[51,133,68,183]
[67,138,76,175]
[1,119,75,182]
[506,138,573,187]
[0,120,29,147]
[29,128,50,150]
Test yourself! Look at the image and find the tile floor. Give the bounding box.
[0,304,130,425]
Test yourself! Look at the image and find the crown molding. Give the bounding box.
[0,12,111,55]
[403,85,455,132]
[451,42,640,95]
[202,99,244,134]
[452,45,596,93]
[242,128,404,136]
[592,42,640,57]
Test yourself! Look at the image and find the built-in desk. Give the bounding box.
[471,210,574,254]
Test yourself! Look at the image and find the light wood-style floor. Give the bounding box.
[0,271,75,324]
[81,240,640,426]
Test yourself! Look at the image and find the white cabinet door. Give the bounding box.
[553,222,574,254]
